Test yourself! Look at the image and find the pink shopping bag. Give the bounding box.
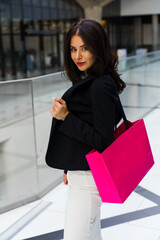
[85,119,155,203]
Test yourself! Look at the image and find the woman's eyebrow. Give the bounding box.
[70,44,86,48]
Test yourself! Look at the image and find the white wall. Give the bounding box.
[121,0,160,16]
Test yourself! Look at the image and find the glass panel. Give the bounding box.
[0,3,10,19]
[11,5,22,20]
[44,36,52,73]
[23,5,32,20]
[50,0,57,8]
[32,73,71,195]
[57,0,63,9]
[65,0,70,10]
[72,9,78,18]
[119,52,160,86]
[145,52,160,86]
[25,35,40,77]
[120,84,160,121]
[33,7,41,20]
[51,35,60,71]
[41,0,49,7]
[12,20,20,34]
[23,0,32,5]
[2,35,12,81]
[11,0,21,4]
[32,0,40,6]
[1,18,10,34]
[58,9,66,19]
[119,51,160,120]
[50,8,58,20]
[119,54,145,84]
[66,10,72,19]
[42,7,49,20]
[13,34,24,79]
[0,0,10,4]
[0,80,38,213]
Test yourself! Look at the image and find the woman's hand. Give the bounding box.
[63,173,68,185]
[50,97,69,121]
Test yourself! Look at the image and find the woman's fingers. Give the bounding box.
[50,109,55,117]
[52,101,63,110]
[63,173,68,185]
[50,97,68,120]
[54,97,65,105]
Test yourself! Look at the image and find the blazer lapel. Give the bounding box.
[50,75,95,134]
[61,75,95,101]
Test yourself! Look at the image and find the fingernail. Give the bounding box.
[53,97,56,100]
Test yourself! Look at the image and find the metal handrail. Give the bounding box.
[0,71,63,85]
[1,50,160,84]
[119,50,160,60]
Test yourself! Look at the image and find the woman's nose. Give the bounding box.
[75,50,82,60]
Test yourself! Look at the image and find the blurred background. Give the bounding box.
[0,1,160,239]
[0,0,159,81]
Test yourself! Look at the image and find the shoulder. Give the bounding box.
[90,74,118,96]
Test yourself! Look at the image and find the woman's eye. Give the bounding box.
[70,48,76,52]
[70,47,88,52]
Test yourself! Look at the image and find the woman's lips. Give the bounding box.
[76,62,86,66]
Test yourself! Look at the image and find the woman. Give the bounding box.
[45,19,126,240]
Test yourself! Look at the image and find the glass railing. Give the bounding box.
[0,72,71,213]
[119,50,160,120]
[0,51,160,213]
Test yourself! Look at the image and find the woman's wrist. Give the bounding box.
[63,111,70,121]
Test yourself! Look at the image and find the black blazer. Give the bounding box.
[45,74,121,171]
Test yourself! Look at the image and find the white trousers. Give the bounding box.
[64,170,103,240]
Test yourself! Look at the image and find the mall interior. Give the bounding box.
[0,0,160,239]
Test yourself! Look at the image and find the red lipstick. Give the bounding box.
[77,62,85,66]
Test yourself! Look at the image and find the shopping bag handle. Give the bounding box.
[117,95,129,130]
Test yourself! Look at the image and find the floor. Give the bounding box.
[0,107,160,240]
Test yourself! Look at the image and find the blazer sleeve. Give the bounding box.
[58,78,117,152]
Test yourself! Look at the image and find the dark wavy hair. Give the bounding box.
[63,19,126,94]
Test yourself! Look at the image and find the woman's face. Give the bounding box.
[70,35,96,76]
